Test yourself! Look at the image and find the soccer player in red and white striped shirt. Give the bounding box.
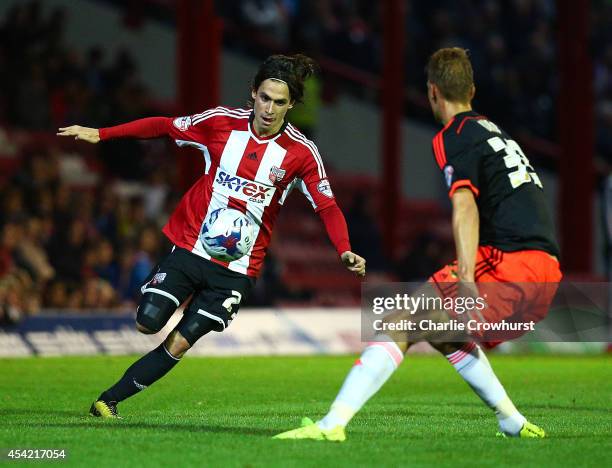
[58,54,366,419]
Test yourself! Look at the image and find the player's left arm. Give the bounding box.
[318,205,366,277]
[439,132,481,283]
[451,188,479,282]
[295,143,366,277]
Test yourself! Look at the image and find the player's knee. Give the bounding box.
[136,293,177,334]
[165,330,191,358]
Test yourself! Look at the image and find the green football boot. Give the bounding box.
[273,417,346,442]
[496,421,546,438]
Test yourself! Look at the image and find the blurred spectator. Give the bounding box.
[1,189,26,223]
[288,75,322,140]
[44,280,69,309]
[345,193,387,271]
[48,218,88,282]
[14,63,51,129]
[598,103,612,167]
[143,169,170,222]
[126,224,162,301]
[14,216,55,284]
[81,277,118,309]
[0,219,41,320]
[240,0,289,45]
[93,239,121,290]
[0,221,20,278]
[395,233,444,282]
[94,188,120,244]
[249,252,285,306]
[84,47,107,96]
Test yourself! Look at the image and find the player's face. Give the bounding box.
[427,81,443,123]
[251,79,293,136]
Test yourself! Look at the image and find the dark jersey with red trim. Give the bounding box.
[432,110,559,257]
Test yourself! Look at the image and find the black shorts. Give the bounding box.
[141,247,255,334]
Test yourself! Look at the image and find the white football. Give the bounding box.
[200,208,254,262]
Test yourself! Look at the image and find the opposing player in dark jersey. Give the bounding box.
[57,54,366,418]
[275,48,562,441]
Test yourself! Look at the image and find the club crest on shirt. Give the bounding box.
[173,116,192,132]
[317,178,333,198]
[269,166,286,184]
[444,165,455,188]
[151,272,167,285]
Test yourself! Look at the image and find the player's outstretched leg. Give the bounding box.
[90,291,188,419]
[432,342,545,438]
[90,333,184,419]
[273,338,404,441]
[90,308,222,419]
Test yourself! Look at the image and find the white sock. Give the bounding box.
[318,339,404,430]
[446,343,526,435]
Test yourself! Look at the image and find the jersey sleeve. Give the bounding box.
[296,144,337,212]
[165,107,226,145]
[99,117,173,140]
[434,132,481,198]
[317,204,351,255]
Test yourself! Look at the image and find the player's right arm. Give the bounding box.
[57,112,214,144]
[57,117,176,144]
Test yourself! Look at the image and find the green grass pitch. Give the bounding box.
[1,355,610,467]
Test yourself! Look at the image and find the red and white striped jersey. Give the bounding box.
[162,106,337,277]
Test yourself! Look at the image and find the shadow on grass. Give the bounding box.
[0,409,83,417]
[447,402,611,413]
[515,403,612,413]
[13,420,277,437]
[5,415,608,441]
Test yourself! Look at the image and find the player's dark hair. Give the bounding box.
[427,48,474,103]
[250,54,318,105]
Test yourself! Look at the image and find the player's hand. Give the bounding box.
[457,280,479,300]
[341,251,366,278]
[57,125,100,144]
[456,280,486,324]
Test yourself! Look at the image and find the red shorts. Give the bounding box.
[429,246,562,346]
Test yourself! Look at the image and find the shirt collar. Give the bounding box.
[248,111,288,143]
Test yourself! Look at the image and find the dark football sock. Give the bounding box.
[99,344,180,403]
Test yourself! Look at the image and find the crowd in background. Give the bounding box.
[0,1,155,131]
[4,0,610,162]
[0,143,183,322]
[0,2,174,321]
[0,0,611,319]
[219,0,612,167]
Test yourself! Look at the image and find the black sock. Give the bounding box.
[99,344,180,403]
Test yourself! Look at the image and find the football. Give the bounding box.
[200,208,254,261]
